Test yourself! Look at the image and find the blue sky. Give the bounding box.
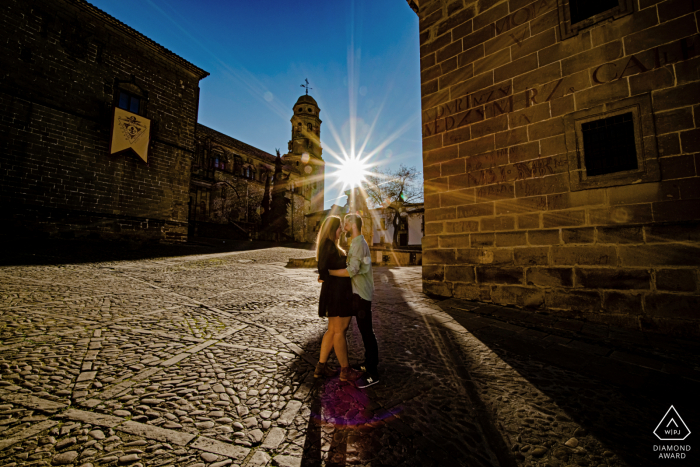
[91,0,422,209]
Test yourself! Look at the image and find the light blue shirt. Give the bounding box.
[346,234,374,301]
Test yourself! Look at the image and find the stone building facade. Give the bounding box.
[0,0,209,242]
[189,123,311,242]
[415,0,700,336]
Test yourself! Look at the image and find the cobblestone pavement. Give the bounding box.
[1,246,697,467]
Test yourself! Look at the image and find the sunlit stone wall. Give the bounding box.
[415,0,700,336]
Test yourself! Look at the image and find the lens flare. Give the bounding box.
[334,155,371,190]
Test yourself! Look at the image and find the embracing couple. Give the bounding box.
[314,213,379,388]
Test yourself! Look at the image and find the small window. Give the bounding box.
[307,123,313,132]
[118,91,141,114]
[296,161,299,166]
[557,0,633,39]
[568,0,618,24]
[298,107,303,112]
[564,94,660,191]
[307,108,312,112]
[581,113,637,176]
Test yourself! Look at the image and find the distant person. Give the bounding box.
[328,213,379,388]
[314,215,358,382]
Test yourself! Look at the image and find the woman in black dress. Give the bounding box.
[314,215,356,381]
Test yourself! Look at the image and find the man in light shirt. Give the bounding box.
[329,213,379,388]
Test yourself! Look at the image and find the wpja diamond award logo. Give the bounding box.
[653,406,691,459]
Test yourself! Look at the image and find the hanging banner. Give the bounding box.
[109,106,151,163]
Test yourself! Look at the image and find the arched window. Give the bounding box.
[307,123,313,132]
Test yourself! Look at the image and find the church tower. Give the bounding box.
[285,87,325,213]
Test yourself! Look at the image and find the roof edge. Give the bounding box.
[74,0,210,80]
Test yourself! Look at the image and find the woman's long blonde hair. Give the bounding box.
[315,215,345,260]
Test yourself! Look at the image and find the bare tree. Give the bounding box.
[363,165,423,247]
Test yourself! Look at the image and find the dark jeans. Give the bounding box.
[353,294,379,371]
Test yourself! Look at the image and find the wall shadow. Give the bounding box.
[0,236,314,266]
[437,303,700,467]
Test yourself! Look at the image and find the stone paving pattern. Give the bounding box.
[1,247,698,466]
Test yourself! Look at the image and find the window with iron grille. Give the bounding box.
[563,94,660,191]
[581,112,637,177]
[557,0,633,40]
[568,0,618,24]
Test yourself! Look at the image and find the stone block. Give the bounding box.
[420,31,450,57]
[437,5,476,37]
[624,14,697,55]
[526,267,574,287]
[457,248,512,264]
[597,226,644,244]
[471,114,509,138]
[659,154,697,181]
[607,183,679,206]
[653,81,700,111]
[494,53,539,82]
[517,213,540,229]
[475,183,515,202]
[458,44,486,67]
[575,80,630,111]
[514,246,550,266]
[515,172,569,198]
[542,209,586,228]
[539,31,592,66]
[574,268,651,290]
[459,134,495,157]
[424,249,457,265]
[481,216,515,231]
[548,189,606,210]
[476,266,523,284]
[471,232,495,246]
[630,66,675,96]
[422,235,439,249]
[561,41,623,77]
[589,204,653,225]
[473,2,509,30]
[562,227,595,244]
[439,234,471,248]
[495,196,547,215]
[514,62,562,92]
[508,141,541,162]
[656,268,697,292]
[619,244,700,266]
[528,229,560,245]
[422,265,445,282]
[512,28,556,60]
[442,158,467,177]
[474,48,511,76]
[437,40,463,64]
[425,207,456,222]
[653,199,700,222]
[441,188,475,207]
[545,290,602,312]
[551,246,617,266]
[453,283,491,301]
[495,231,527,247]
[425,145,459,166]
[645,293,700,320]
[591,6,659,46]
[425,222,444,235]
[424,281,453,297]
[439,64,475,89]
[681,128,700,153]
[644,221,700,243]
[445,265,476,283]
[444,125,472,146]
[495,127,529,148]
[445,220,480,233]
[424,163,441,180]
[602,292,644,315]
[457,202,494,218]
[491,285,545,308]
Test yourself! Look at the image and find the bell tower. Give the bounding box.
[286,82,324,212]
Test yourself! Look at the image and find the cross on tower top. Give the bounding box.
[300,78,312,96]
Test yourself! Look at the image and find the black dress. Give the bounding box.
[317,238,355,317]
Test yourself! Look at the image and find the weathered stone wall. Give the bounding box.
[418,0,700,336]
[0,0,206,242]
